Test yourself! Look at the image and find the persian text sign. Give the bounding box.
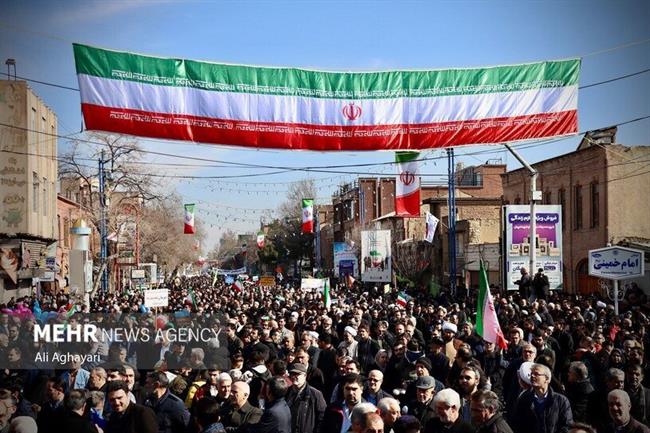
[504,205,563,290]
[74,44,580,151]
[144,289,169,308]
[589,246,644,280]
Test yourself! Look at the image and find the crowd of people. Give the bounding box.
[0,272,647,433]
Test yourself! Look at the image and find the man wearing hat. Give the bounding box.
[410,376,438,427]
[442,322,461,367]
[285,363,327,433]
[338,326,359,360]
[405,357,444,404]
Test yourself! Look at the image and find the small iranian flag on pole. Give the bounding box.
[476,261,508,349]
[257,231,265,248]
[302,199,314,234]
[184,289,196,308]
[323,278,331,310]
[233,280,244,293]
[395,152,420,217]
[184,204,195,234]
[396,291,411,307]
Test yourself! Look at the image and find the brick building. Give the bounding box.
[501,128,650,294]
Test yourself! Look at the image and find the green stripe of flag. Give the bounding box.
[396,151,420,163]
[74,44,580,100]
[475,261,489,336]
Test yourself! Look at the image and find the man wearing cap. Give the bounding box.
[285,363,326,433]
[405,357,444,404]
[411,376,438,428]
[339,326,359,360]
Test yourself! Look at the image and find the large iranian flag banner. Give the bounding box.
[74,44,580,151]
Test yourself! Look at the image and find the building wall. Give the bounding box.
[0,81,57,239]
[502,144,650,293]
[605,146,650,243]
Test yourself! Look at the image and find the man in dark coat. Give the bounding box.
[105,380,158,433]
[605,389,650,433]
[511,364,573,433]
[361,370,391,406]
[470,390,512,433]
[249,376,291,433]
[285,363,327,433]
[221,381,262,432]
[322,373,365,433]
[625,364,650,426]
[532,268,550,301]
[143,371,190,433]
[36,377,66,433]
[410,376,438,428]
[514,267,532,300]
[424,388,474,433]
[59,389,99,433]
[566,361,594,424]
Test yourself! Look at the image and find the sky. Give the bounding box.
[1,0,649,252]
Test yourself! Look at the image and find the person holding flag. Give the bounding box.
[475,261,508,350]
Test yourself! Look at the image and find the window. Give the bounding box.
[63,218,70,247]
[32,172,39,212]
[575,184,583,229]
[43,177,48,216]
[590,181,599,228]
[558,188,566,229]
[514,196,521,205]
[543,191,552,204]
[30,108,37,152]
[41,116,47,157]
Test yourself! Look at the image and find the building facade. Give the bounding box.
[0,80,58,301]
[501,129,650,294]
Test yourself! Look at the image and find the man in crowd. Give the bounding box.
[411,376,437,428]
[286,363,327,433]
[105,380,158,433]
[377,397,401,433]
[606,389,650,433]
[249,376,291,433]
[512,363,573,433]
[221,381,262,432]
[470,390,512,433]
[363,370,390,406]
[425,388,474,433]
[323,373,365,433]
[143,370,190,433]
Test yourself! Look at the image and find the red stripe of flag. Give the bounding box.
[81,104,577,151]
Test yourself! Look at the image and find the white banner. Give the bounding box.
[301,278,326,290]
[144,288,169,308]
[425,212,439,243]
[361,230,392,282]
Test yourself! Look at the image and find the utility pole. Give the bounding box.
[503,144,540,280]
[447,148,457,296]
[98,151,108,293]
[314,209,321,276]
